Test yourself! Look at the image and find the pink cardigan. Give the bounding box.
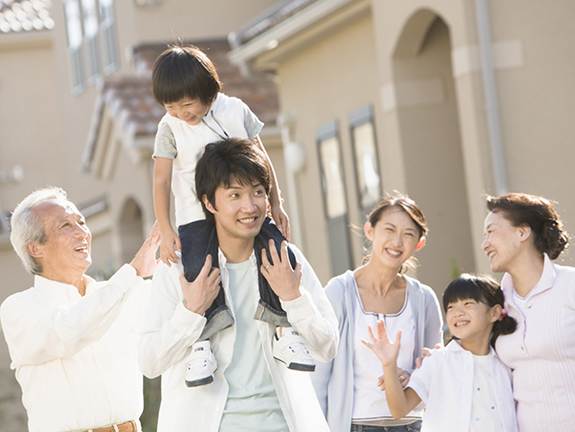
[496,254,575,432]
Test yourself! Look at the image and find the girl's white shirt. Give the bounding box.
[470,354,505,431]
[407,340,518,432]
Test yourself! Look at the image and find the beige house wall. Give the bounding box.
[0,38,63,292]
[237,0,575,294]
[275,10,378,283]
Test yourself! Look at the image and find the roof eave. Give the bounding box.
[0,29,53,48]
[228,0,366,70]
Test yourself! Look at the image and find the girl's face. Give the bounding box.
[446,297,501,352]
[481,211,526,273]
[365,207,425,270]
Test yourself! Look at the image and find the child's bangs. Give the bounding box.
[442,276,486,312]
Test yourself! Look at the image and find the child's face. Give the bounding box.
[164,97,211,126]
[446,298,500,351]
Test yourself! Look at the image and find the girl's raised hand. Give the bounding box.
[362,319,402,367]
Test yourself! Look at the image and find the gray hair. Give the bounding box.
[10,187,69,275]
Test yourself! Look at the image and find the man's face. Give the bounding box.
[30,199,92,280]
[204,178,268,246]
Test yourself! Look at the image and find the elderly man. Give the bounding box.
[0,187,159,432]
[139,138,338,432]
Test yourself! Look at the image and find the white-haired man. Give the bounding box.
[0,187,159,432]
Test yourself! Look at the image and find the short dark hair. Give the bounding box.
[486,193,570,260]
[195,138,271,223]
[443,273,517,347]
[152,45,221,106]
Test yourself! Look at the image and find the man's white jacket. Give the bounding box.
[138,245,338,432]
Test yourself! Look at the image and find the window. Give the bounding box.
[64,0,85,94]
[63,0,119,94]
[349,105,381,213]
[317,120,353,275]
[319,135,348,219]
[99,0,119,75]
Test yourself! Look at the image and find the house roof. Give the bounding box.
[230,0,318,47]
[82,38,280,173]
[0,0,54,34]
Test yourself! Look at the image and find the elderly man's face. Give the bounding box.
[32,199,92,279]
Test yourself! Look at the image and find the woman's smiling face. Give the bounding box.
[481,211,524,273]
[365,207,424,270]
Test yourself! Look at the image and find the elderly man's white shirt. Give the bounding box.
[0,265,146,432]
[138,245,338,432]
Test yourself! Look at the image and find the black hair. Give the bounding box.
[486,193,570,260]
[195,138,271,224]
[443,273,517,348]
[152,45,221,106]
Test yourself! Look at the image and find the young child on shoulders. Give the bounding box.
[151,45,314,388]
[363,273,518,432]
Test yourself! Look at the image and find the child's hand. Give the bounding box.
[362,319,402,367]
[160,228,181,266]
[377,368,411,391]
[270,202,291,242]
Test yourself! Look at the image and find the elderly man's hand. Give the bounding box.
[130,221,161,278]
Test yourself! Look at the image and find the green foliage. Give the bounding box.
[141,376,161,432]
[450,256,461,280]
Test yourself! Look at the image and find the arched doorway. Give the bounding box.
[392,10,474,291]
[118,198,144,264]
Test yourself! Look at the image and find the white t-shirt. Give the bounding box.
[351,286,421,425]
[153,93,264,227]
[220,260,287,432]
[470,354,504,431]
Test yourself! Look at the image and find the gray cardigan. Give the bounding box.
[311,270,443,432]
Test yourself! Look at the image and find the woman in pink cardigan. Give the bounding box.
[481,193,574,432]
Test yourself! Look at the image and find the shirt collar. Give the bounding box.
[34,273,97,300]
[217,249,257,267]
[445,339,497,358]
[501,253,556,300]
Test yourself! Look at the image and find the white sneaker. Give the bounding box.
[272,327,316,372]
[185,341,217,387]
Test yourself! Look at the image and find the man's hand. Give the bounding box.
[130,221,161,278]
[159,227,181,267]
[270,202,291,242]
[377,368,411,391]
[180,254,221,316]
[261,240,301,301]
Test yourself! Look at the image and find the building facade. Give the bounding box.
[228,0,575,293]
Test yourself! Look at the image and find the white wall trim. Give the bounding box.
[451,39,524,78]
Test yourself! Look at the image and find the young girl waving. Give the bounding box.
[364,274,518,431]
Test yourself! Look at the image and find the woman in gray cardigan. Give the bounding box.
[312,194,443,432]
